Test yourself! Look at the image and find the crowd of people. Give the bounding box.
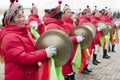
[0,0,120,80]
[113,11,120,19]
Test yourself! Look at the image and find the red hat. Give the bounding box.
[4,0,21,25]
[49,0,62,17]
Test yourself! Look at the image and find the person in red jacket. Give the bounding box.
[0,1,57,80]
[62,4,77,80]
[99,9,111,59]
[91,8,102,65]
[42,9,50,22]
[28,3,44,35]
[78,6,92,74]
[105,10,116,53]
[44,5,84,80]
[78,5,91,26]
[62,4,76,34]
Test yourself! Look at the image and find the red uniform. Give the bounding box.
[28,14,44,35]
[42,13,49,22]
[100,14,116,47]
[62,15,77,75]
[44,17,77,76]
[91,15,100,25]
[78,15,91,26]
[0,25,47,80]
[91,15,102,46]
[62,15,76,34]
[78,15,91,72]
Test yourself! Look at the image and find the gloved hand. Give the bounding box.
[115,23,120,28]
[76,36,85,43]
[29,21,38,31]
[97,26,104,31]
[45,46,57,58]
[94,45,99,54]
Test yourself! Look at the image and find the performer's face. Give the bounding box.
[32,7,38,14]
[86,10,91,17]
[12,10,25,26]
[95,11,100,17]
[107,11,112,17]
[65,10,73,18]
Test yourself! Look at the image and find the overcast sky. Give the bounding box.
[0,0,120,11]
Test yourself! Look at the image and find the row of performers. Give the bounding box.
[27,3,120,80]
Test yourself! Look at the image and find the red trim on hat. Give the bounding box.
[49,10,57,17]
[4,3,19,25]
[16,0,18,2]
[10,0,15,4]
[58,0,62,4]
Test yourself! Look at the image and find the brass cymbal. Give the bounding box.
[96,22,109,36]
[113,19,120,29]
[81,23,96,38]
[36,29,73,67]
[70,27,93,49]
[107,23,115,35]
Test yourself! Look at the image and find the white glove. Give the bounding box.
[76,36,85,43]
[94,45,99,54]
[45,46,57,58]
[97,27,103,31]
[29,21,38,31]
[115,23,120,27]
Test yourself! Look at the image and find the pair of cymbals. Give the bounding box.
[96,22,109,36]
[113,19,120,29]
[107,23,115,35]
[81,23,96,38]
[36,30,73,67]
[70,26,93,49]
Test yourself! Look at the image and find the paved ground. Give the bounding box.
[75,44,120,80]
[0,63,4,80]
[0,44,120,80]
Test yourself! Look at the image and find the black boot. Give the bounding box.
[70,73,75,80]
[85,65,92,72]
[103,49,110,59]
[96,59,101,64]
[92,54,98,65]
[112,44,116,52]
[82,68,89,74]
[64,73,75,80]
[95,54,101,64]
[108,45,111,52]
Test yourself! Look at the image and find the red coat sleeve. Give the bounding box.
[1,34,48,66]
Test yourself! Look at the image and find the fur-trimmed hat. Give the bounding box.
[31,3,37,12]
[4,0,22,25]
[62,4,71,13]
[92,6,98,15]
[82,5,91,15]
